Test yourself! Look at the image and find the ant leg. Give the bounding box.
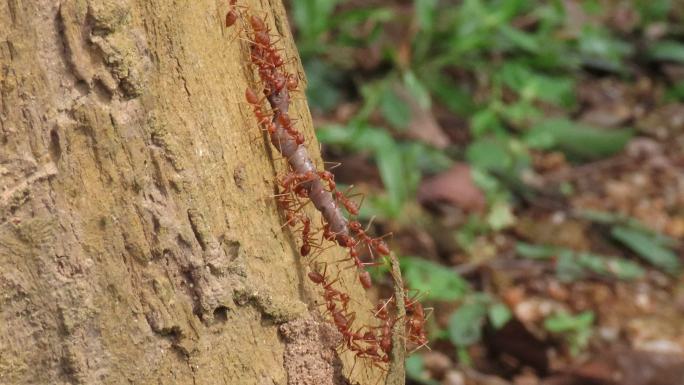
[323,161,343,172]
[373,296,395,319]
[307,241,335,262]
[404,290,427,310]
[408,340,431,354]
[346,350,361,381]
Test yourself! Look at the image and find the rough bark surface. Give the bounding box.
[0,1,374,384]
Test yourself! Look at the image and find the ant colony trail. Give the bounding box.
[224,0,428,381]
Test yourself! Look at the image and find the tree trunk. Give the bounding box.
[0,1,375,384]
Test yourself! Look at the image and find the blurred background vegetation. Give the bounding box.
[285,1,684,384]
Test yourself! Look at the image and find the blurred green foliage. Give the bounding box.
[515,242,647,281]
[288,0,681,222]
[288,0,680,364]
[401,257,469,301]
[544,311,595,356]
[447,293,511,347]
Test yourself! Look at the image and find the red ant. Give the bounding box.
[370,238,390,256]
[224,0,240,27]
[334,190,360,216]
[299,215,312,256]
[279,171,317,199]
[347,220,392,259]
[227,2,428,365]
[245,88,277,134]
[249,14,267,32]
[317,170,336,192]
[276,112,305,145]
[403,295,430,352]
[372,298,396,359]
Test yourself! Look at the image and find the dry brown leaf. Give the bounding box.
[417,163,486,212]
[396,85,451,149]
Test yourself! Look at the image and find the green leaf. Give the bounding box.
[576,252,609,275]
[466,137,512,171]
[405,355,440,385]
[516,242,645,281]
[606,258,646,280]
[648,40,684,63]
[486,201,515,230]
[316,124,355,145]
[410,142,454,174]
[402,257,469,301]
[380,86,411,130]
[544,311,594,333]
[334,7,394,48]
[469,168,502,196]
[356,81,386,122]
[423,72,475,115]
[488,303,512,329]
[471,109,504,137]
[500,101,542,124]
[303,59,343,112]
[576,209,622,224]
[611,226,681,274]
[635,0,672,23]
[318,121,414,218]
[523,127,556,150]
[499,62,530,91]
[515,242,559,259]
[292,0,340,48]
[345,127,407,215]
[399,146,423,196]
[526,119,633,160]
[556,251,586,282]
[499,24,540,53]
[358,193,395,220]
[448,300,488,346]
[415,0,438,30]
[457,346,472,366]
[577,210,680,248]
[403,71,431,110]
[544,311,594,356]
[498,63,575,107]
[578,25,633,73]
[375,142,405,215]
[335,7,394,30]
[665,81,684,102]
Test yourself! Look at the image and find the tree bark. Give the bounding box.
[0,1,374,384]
